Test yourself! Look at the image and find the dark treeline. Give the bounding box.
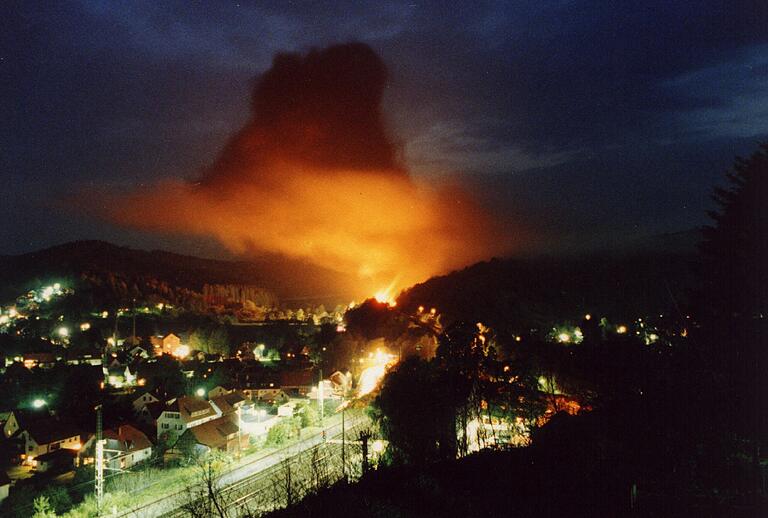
[266,144,768,516]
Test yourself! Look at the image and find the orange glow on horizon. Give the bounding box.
[98,44,516,298]
[107,167,509,297]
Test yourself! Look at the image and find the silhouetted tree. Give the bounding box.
[696,143,768,497]
[700,142,768,318]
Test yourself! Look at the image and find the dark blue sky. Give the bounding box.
[2,1,767,257]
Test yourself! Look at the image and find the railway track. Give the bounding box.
[114,415,367,518]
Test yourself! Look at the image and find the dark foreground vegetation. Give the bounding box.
[267,436,764,518]
[266,144,768,517]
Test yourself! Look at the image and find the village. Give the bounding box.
[0,281,369,512]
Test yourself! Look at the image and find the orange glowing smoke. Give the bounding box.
[104,43,511,296]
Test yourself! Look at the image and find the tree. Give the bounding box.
[32,496,56,518]
[372,357,463,465]
[40,486,73,515]
[299,403,319,428]
[266,420,294,446]
[700,142,768,318]
[697,142,768,497]
[179,453,233,518]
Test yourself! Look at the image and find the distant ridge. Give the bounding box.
[397,229,700,331]
[0,240,355,304]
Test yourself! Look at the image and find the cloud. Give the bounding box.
[104,43,512,295]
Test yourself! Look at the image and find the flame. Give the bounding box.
[373,279,398,306]
[357,349,397,396]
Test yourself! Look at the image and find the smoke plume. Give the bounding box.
[106,43,510,297]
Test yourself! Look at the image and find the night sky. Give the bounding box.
[2,1,767,260]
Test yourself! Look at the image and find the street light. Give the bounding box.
[196,388,205,398]
[32,399,46,409]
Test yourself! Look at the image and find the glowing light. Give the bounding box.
[584,314,591,321]
[557,332,571,343]
[196,388,205,397]
[79,322,91,331]
[371,439,385,453]
[8,308,17,318]
[32,399,46,409]
[373,292,396,306]
[430,308,436,315]
[515,336,522,342]
[53,283,61,290]
[101,311,109,318]
[358,364,387,396]
[417,306,424,313]
[173,345,190,359]
[57,326,69,338]
[616,325,628,334]
[42,286,54,301]
[358,349,397,396]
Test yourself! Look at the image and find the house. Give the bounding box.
[278,368,316,396]
[0,472,9,505]
[309,380,340,402]
[3,409,52,439]
[156,396,218,442]
[22,352,57,369]
[129,345,150,360]
[139,401,165,427]
[3,409,35,438]
[329,370,353,396]
[182,416,247,455]
[103,363,138,389]
[34,448,77,473]
[150,333,181,356]
[81,425,153,470]
[20,419,81,465]
[207,385,232,399]
[209,391,246,417]
[277,402,295,418]
[132,391,160,413]
[245,388,290,404]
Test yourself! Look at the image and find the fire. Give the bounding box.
[357,349,397,396]
[373,280,398,306]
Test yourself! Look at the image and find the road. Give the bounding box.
[114,413,366,518]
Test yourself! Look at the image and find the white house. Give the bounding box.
[156,396,218,442]
[209,391,246,417]
[20,420,81,465]
[81,425,153,470]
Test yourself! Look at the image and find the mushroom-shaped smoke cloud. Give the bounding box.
[106,43,511,297]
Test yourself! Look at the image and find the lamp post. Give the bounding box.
[318,368,324,426]
[341,385,347,482]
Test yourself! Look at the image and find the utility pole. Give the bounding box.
[95,404,105,512]
[318,368,324,426]
[236,405,242,459]
[112,308,119,349]
[131,298,136,346]
[359,429,372,475]
[341,388,346,482]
